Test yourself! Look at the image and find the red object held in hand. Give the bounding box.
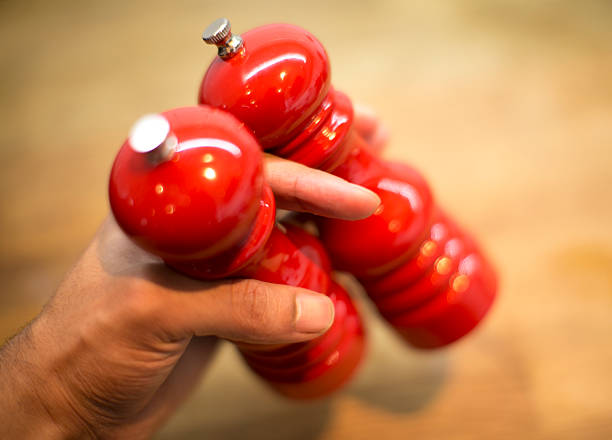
[109,105,365,398]
[198,19,497,348]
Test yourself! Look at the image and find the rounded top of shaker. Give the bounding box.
[109,105,265,262]
[199,23,331,150]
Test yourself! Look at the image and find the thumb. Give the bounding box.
[160,278,335,345]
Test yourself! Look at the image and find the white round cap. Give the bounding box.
[129,114,171,153]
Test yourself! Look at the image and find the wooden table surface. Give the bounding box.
[1,1,611,438]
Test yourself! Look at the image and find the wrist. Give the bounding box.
[0,319,88,439]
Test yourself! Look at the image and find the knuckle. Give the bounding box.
[230,280,279,336]
[116,277,163,324]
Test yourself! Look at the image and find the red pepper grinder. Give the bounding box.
[198,19,497,349]
[108,105,365,398]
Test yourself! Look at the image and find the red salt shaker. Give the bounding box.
[108,105,365,398]
[198,19,497,348]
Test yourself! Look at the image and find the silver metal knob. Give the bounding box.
[202,18,231,45]
[202,17,243,60]
[129,114,177,164]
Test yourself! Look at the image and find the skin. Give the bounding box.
[0,109,388,439]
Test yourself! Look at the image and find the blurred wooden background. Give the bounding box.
[1,0,611,438]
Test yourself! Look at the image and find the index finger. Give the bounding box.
[264,154,380,221]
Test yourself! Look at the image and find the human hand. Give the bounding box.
[0,108,387,440]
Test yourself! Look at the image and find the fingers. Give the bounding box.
[264,154,380,220]
[354,103,390,154]
[160,278,335,345]
[263,103,387,220]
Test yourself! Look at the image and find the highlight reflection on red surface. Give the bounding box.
[110,106,365,399]
[199,22,498,349]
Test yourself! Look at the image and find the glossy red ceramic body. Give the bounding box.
[198,24,498,349]
[109,106,364,398]
[238,223,365,398]
[199,24,331,150]
[109,105,264,271]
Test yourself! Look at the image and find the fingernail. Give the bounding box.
[372,124,390,148]
[295,293,334,333]
[354,103,378,119]
[351,184,381,209]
